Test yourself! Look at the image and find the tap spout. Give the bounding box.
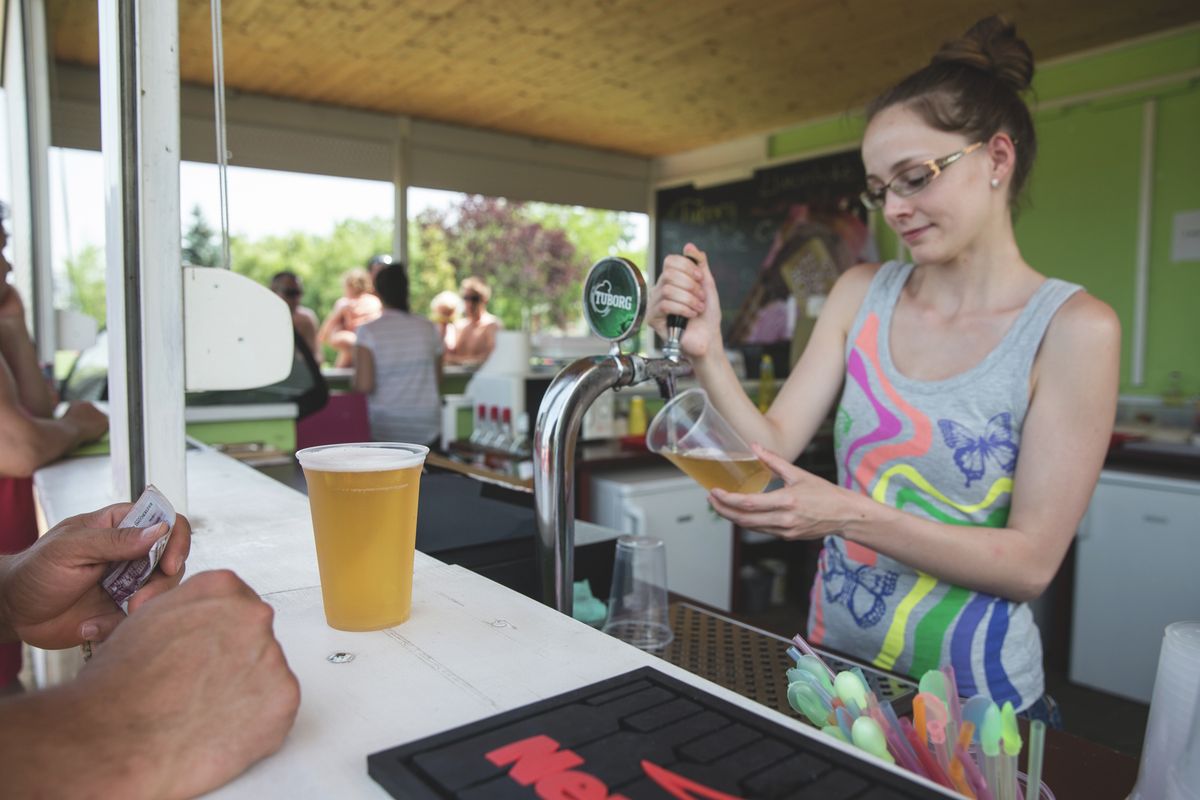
[533,353,648,614]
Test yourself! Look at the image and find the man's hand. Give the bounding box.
[0,503,191,648]
[2,571,301,800]
[62,400,109,443]
[84,570,300,798]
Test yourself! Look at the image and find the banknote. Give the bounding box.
[100,484,177,613]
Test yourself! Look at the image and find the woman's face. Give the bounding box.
[861,105,994,265]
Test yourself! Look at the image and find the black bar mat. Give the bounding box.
[368,665,944,799]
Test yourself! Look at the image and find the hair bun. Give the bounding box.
[932,15,1034,93]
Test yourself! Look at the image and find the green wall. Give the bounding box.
[767,27,1200,397]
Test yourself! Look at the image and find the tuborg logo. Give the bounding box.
[589,279,634,318]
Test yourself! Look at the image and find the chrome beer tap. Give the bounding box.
[533,257,688,614]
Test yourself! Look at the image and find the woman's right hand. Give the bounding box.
[646,242,724,360]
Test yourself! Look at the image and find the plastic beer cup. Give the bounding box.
[296,442,429,630]
[646,387,771,494]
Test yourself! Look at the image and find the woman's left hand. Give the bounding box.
[708,444,865,540]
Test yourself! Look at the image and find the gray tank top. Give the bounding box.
[809,260,1082,711]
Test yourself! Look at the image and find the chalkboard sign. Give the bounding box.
[655,150,873,372]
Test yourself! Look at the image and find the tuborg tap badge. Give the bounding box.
[583,257,646,343]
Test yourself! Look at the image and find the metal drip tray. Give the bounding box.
[656,602,916,720]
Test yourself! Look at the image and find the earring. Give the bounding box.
[990,178,1000,188]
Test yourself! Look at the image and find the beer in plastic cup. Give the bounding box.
[296,442,428,630]
[646,387,771,494]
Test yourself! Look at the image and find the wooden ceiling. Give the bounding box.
[45,0,1200,158]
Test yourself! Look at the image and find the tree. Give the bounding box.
[229,216,393,320]
[408,195,645,333]
[62,244,107,326]
[182,205,221,267]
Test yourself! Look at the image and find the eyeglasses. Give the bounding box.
[281,288,303,298]
[462,294,483,304]
[860,141,985,210]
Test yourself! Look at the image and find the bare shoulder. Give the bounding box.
[1042,291,1121,357]
[821,263,882,325]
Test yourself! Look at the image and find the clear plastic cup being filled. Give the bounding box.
[646,387,771,494]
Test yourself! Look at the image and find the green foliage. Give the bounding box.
[56,195,646,342]
[408,195,646,333]
[62,244,107,326]
[229,217,393,319]
[182,205,221,267]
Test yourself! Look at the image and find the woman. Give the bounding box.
[318,268,383,368]
[353,263,443,450]
[647,16,1119,723]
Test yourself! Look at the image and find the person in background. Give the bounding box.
[646,16,1119,726]
[269,271,319,356]
[353,263,443,450]
[446,276,502,366]
[367,253,393,288]
[0,502,300,796]
[430,290,460,357]
[1,207,108,694]
[318,268,382,368]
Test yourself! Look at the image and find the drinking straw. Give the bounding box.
[956,742,995,800]
[999,702,1022,800]
[943,663,962,748]
[787,645,802,663]
[901,717,954,789]
[792,633,836,681]
[881,701,923,773]
[981,703,1003,800]
[949,757,978,799]
[786,667,834,709]
[957,721,976,753]
[869,707,923,775]
[928,719,952,773]
[1025,720,1046,800]
[943,663,963,728]
[836,706,855,741]
[914,694,929,744]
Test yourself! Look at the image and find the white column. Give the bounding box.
[1131,99,1156,388]
[392,117,411,263]
[99,0,187,509]
[4,0,55,360]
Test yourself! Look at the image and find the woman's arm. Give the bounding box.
[711,292,1120,602]
[318,300,348,346]
[648,242,874,461]
[352,345,375,394]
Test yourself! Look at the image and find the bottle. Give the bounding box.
[469,404,487,445]
[757,354,776,413]
[500,407,515,452]
[627,395,648,437]
[486,406,502,449]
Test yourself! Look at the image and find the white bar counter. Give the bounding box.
[33,445,953,798]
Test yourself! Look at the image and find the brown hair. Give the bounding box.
[459,276,492,303]
[866,16,1037,207]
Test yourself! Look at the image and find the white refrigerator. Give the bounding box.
[1070,469,1200,703]
[589,465,734,611]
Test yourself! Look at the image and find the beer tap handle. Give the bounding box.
[662,254,699,362]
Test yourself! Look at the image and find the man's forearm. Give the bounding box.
[0,327,55,417]
[0,556,16,643]
[0,682,146,797]
[0,413,89,478]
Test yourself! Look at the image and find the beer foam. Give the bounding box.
[296,444,427,472]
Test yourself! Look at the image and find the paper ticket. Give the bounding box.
[100,484,177,613]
